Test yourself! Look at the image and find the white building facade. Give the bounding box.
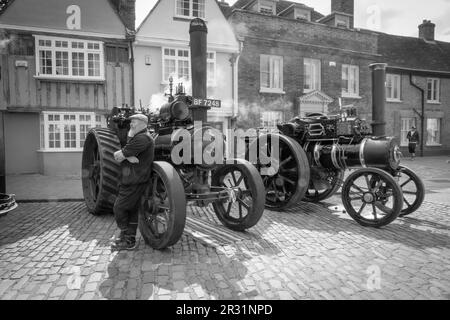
[134,0,241,140]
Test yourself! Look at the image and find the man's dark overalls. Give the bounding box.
[113,128,154,248]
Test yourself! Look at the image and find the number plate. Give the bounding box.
[192,98,221,108]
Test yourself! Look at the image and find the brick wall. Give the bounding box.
[230,10,379,128]
[385,74,450,156]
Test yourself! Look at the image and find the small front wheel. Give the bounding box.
[211,159,265,231]
[342,168,403,228]
[396,166,425,217]
[304,168,344,203]
[138,162,186,250]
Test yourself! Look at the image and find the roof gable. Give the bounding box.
[136,0,239,52]
[0,0,127,38]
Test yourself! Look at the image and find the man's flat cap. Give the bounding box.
[129,113,148,124]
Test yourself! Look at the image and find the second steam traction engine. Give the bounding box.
[248,64,424,228]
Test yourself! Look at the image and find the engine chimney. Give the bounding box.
[189,18,209,123]
[369,63,387,136]
[419,20,435,41]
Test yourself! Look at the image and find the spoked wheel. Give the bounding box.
[342,168,403,228]
[396,166,425,217]
[211,159,265,231]
[304,168,344,202]
[81,128,120,215]
[138,162,186,250]
[250,134,310,211]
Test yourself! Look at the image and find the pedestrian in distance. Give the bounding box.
[406,126,420,160]
[111,113,154,251]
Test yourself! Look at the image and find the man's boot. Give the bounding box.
[111,234,137,251]
[110,229,127,247]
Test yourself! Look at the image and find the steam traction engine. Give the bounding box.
[249,64,424,228]
[81,19,265,249]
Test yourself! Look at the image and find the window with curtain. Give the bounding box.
[386,74,401,101]
[426,118,441,145]
[260,55,283,93]
[304,58,321,93]
[175,0,205,19]
[342,64,359,97]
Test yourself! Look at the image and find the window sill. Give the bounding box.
[341,94,361,99]
[34,76,105,84]
[426,144,442,147]
[37,149,83,153]
[303,88,321,94]
[387,99,402,103]
[426,101,441,105]
[173,16,207,23]
[260,88,285,94]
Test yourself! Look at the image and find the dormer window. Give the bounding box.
[294,8,311,21]
[175,0,205,19]
[335,15,350,28]
[256,0,276,15]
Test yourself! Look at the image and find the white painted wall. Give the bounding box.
[134,0,240,115]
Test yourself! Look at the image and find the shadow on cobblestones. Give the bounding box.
[0,202,116,248]
[262,201,450,250]
[96,236,266,300]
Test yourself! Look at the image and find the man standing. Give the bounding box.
[406,126,420,160]
[112,114,154,250]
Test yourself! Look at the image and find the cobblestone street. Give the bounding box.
[0,194,449,300]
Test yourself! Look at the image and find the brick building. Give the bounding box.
[376,23,450,156]
[223,0,450,155]
[225,0,380,129]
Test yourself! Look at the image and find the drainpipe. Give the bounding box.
[129,38,135,108]
[0,110,5,193]
[126,29,136,107]
[230,40,243,128]
[409,74,425,157]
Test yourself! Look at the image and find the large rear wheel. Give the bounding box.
[138,162,186,250]
[81,128,120,215]
[251,134,310,210]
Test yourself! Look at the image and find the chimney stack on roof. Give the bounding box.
[419,20,435,42]
[331,0,354,16]
[111,0,136,31]
[331,0,354,28]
